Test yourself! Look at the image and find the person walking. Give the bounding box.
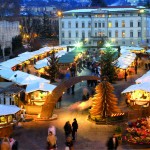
[124,71,128,81]
[72,118,78,141]
[65,136,74,150]
[1,137,11,150]
[106,134,119,150]
[47,131,57,150]
[64,121,72,138]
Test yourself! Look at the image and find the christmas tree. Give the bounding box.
[89,77,121,121]
[45,50,59,83]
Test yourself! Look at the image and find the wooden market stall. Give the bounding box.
[0,105,21,138]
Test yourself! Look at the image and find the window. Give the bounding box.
[82,31,85,38]
[130,21,133,27]
[122,31,125,38]
[122,21,125,27]
[115,31,118,38]
[82,15,84,18]
[108,14,112,17]
[76,15,78,18]
[62,22,64,28]
[88,22,91,28]
[98,22,101,28]
[102,22,105,28]
[138,31,141,37]
[69,32,71,38]
[68,22,71,28]
[130,31,133,37]
[122,41,125,45]
[62,32,64,38]
[76,22,78,28]
[88,31,91,37]
[95,22,97,28]
[115,21,118,27]
[82,22,85,28]
[76,31,78,38]
[108,31,111,37]
[122,14,125,16]
[138,21,141,27]
[108,22,112,28]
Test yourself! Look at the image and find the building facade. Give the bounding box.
[59,6,150,46]
[0,21,20,57]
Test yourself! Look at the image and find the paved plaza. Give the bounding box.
[10,64,150,150]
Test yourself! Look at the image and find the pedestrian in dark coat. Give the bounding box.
[64,121,72,138]
[106,134,119,150]
[72,118,78,141]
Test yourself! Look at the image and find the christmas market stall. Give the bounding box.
[25,82,56,114]
[0,82,24,106]
[122,82,150,107]
[0,104,21,138]
[113,52,136,80]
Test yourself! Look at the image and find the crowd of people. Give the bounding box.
[47,118,78,150]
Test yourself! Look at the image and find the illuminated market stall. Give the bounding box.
[0,104,21,137]
[113,52,136,79]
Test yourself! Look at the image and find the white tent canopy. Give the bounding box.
[135,70,150,83]
[10,70,50,85]
[0,58,21,68]
[122,82,150,93]
[34,49,68,69]
[113,52,136,69]
[0,68,14,80]
[0,104,20,116]
[26,82,56,93]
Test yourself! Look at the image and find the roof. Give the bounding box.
[0,104,21,116]
[26,82,56,93]
[122,82,150,93]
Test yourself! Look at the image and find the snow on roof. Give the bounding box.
[26,82,56,93]
[135,71,150,84]
[0,104,20,116]
[64,7,139,14]
[10,71,50,85]
[0,68,14,80]
[122,82,150,93]
[0,58,21,68]
[34,50,67,69]
[113,52,136,69]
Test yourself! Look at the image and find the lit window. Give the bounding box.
[108,22,112,28]
[122,31,125,38]
[122,21,125,27]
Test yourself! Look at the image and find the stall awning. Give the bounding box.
[0,104,21,116]
[25,82,56,93]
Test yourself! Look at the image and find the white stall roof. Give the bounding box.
[0,69,14,80]
[147,49,150,53]
[0,104,20,116]
[136,71,150,83]
[0,58,21,68]
[34,50,67,69]
[10,71,50,85]
[18,51,35,59]
[113,52,136,69]
[26,82,56,93]
[122,82,150,93]
[34,58,48,69]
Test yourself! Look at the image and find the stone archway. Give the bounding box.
[40,76,100,119]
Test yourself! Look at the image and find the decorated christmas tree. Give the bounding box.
[89,77,122,122]
[45,50,59,83]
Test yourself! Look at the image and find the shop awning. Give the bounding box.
[25,82,56,93]
[0,104,21,116]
